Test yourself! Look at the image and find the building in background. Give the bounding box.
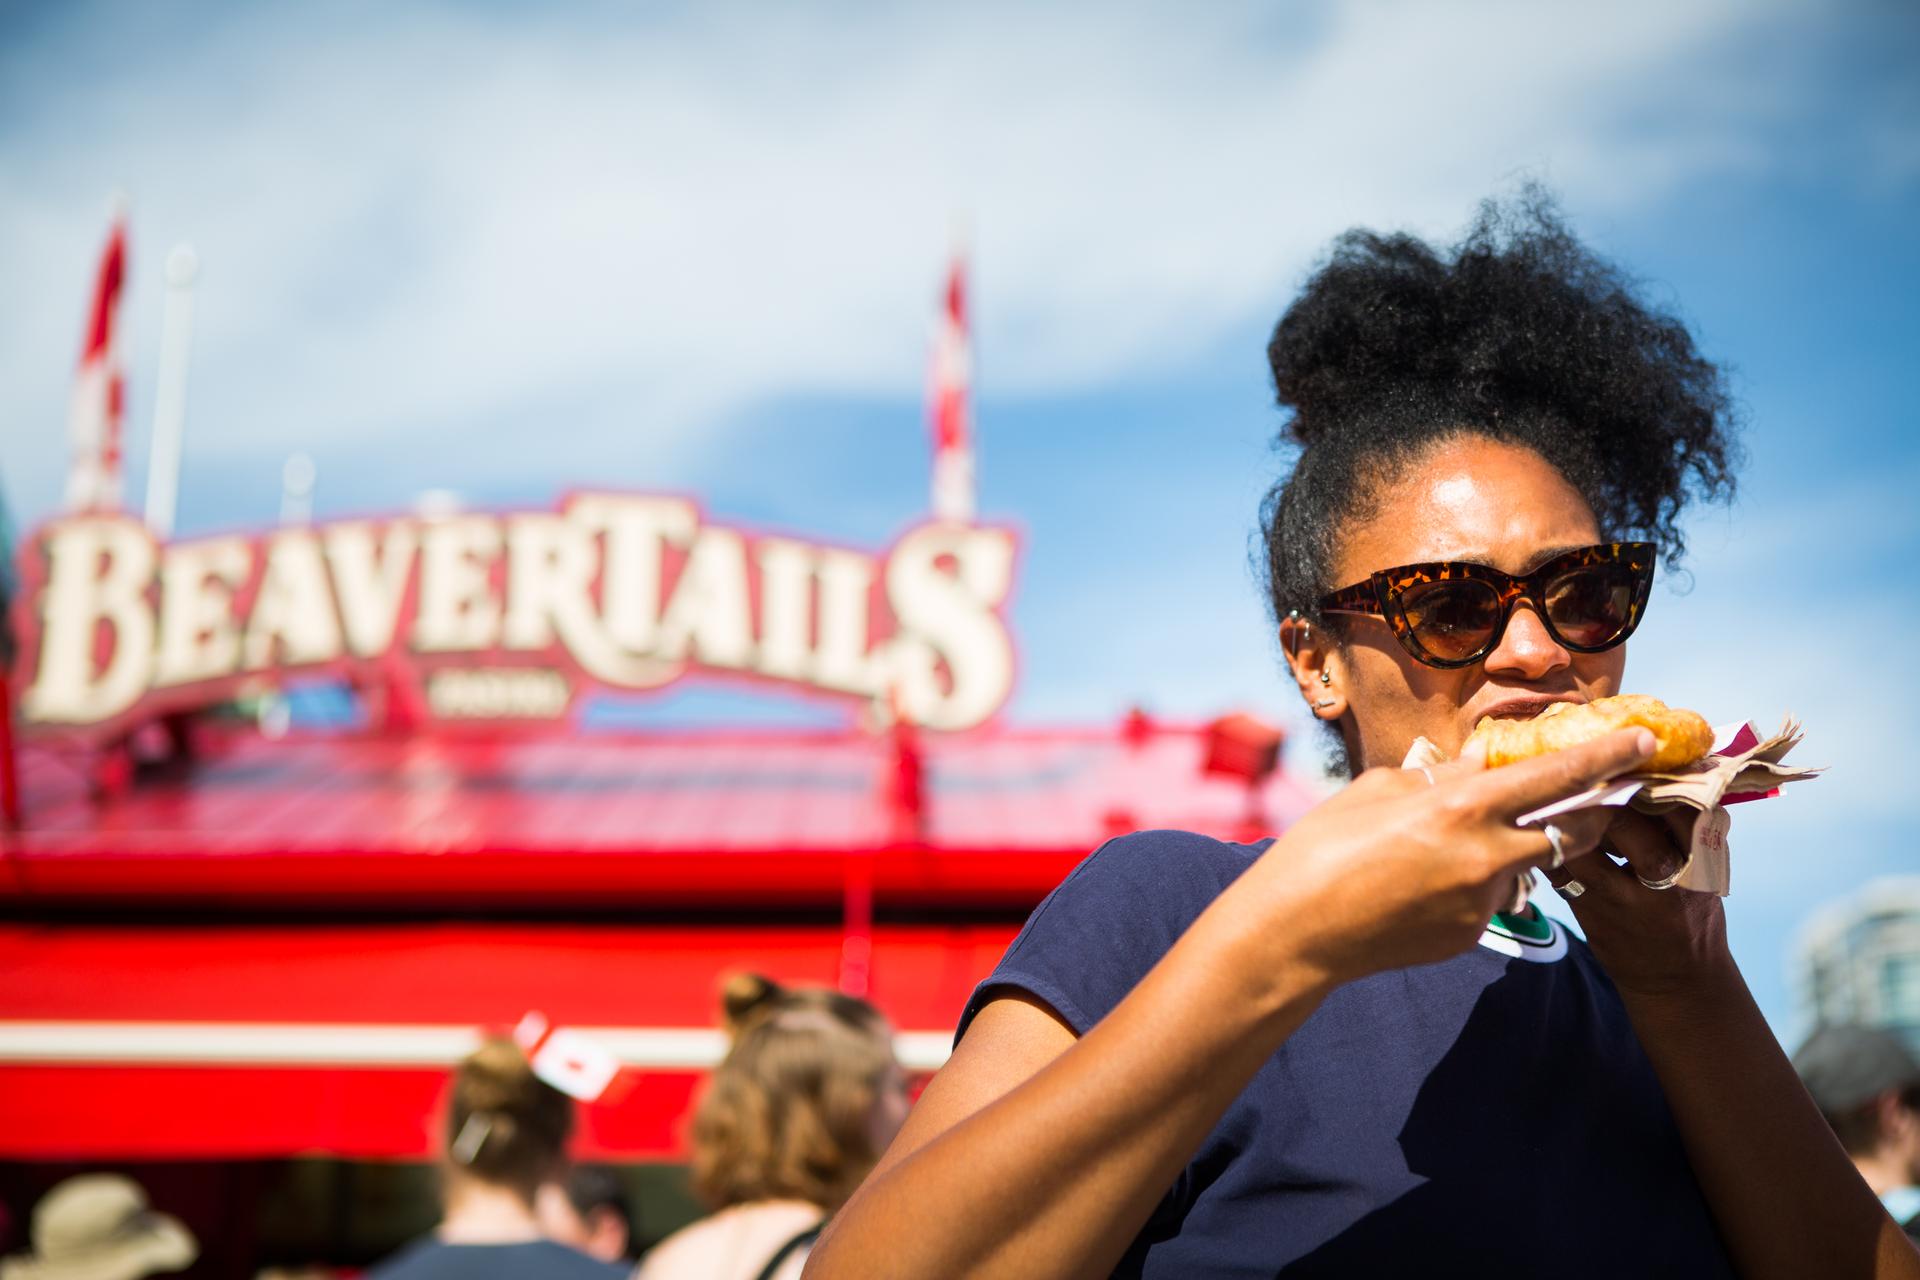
[1794,877,1920,1052]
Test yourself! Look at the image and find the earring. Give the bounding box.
[1311,697,1336,710]
[1319,670,1332,686]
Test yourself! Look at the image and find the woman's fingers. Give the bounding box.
[1477,804,1612,881]
[1603,808,1694,883]
[1463,728,1655,820]
[1543,810,1695,906]
[1538,806,1613,862]
[1419,736,1489,785]
[1542,844,1632,896]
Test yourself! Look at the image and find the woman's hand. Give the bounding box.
[1240,727,1656,988]
[1545,809,1920,1280]
[1546,807,1733,998]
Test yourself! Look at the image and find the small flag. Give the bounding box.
[67,206,129,513]
[928,250,975,522]
[513,1011,620,1102]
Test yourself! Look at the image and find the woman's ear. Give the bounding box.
[1279,611,1344,720]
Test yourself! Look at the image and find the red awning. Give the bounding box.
[7,721,1321,909]
[0,920,1016,1160]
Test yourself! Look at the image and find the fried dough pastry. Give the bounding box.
[1467,694,1715,772]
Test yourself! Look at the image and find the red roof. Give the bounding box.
[5,719,1324,909]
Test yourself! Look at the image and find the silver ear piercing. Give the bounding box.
[1290,610,1337,710]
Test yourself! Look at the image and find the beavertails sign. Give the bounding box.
[11,495,1019,735]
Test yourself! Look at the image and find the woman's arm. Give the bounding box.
[1623,962,1919,1279]
[803,731,1656,1280]
[809,883,1337,1279]
[1569,812,1920,1279]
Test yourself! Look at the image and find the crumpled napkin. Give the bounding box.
[1408,718,1821,900]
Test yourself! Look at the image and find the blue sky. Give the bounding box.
[3,0,1917,1042]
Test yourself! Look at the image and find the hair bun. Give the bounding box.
[447,1037,572,1194]
[720,972,785,1035]
[458,1038,539,1113]
[1267,229,1460,450]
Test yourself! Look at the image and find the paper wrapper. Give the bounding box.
[1510,717,1822,896]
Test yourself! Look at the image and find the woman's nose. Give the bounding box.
[1483,603,1570,680]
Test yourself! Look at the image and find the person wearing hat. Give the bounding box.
[0,1174,197,1280]
[1796,1024,1920,1242]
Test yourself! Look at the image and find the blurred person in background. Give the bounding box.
[637,974,909,1280]
[0,1174,196,1280]
[369,1037,625,1279]
[536,1166,634,1264]
[1796,1024,1920,1242]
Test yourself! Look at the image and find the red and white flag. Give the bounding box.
[512,1011,620,1102]
[66,208,129,513]
[928,251,975,523]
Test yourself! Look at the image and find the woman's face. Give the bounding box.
[1323,436,1628,770]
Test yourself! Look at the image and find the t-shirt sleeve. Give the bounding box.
[955,829,1256,1043]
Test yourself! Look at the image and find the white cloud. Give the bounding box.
[0,0,1820,529]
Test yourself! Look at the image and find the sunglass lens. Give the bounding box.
[1544,564,1636,647]
[1397,578,1502,662]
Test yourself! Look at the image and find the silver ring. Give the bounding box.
[1419,766,1436,787]
[1637,862,1688,891]
[1543,822,1567,870]
[1506,872,1531,915]
[1560,878,1586,899]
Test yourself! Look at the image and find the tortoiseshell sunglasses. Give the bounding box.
[1316,542,1656,669]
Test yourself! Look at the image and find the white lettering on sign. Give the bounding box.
[22,517,157,723]
[154,537,251,687]
[885,524,1017,730]
[572,494,695,654]
[426,668,571,719]
[324,521,418,659]
[813,548,880,695]
[244,532,344,670]
[412,516,502,653]
[656,527,754,670]
[754,538,817,682]
[14,497,1020,731]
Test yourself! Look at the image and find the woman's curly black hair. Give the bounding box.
[1258,188,1741,633]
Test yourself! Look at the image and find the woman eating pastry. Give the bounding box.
[804,193,1918,1278]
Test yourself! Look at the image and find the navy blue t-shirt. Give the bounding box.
[367,1239,627,1279]
[956,830,1737,1278]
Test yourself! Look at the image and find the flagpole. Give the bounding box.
[144,244,198,539]
[281,452,316,526]
[67,197,130,514]
[929,226,976,524]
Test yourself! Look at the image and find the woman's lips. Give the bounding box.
[1475,694,1585,722]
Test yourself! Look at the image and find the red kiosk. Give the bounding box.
[0,494,1317,1268]
[0,235,1317,1271]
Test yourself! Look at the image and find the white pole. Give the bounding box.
[281,452,316,526]
[144,243,198,539]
